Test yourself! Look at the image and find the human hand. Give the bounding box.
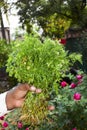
[6,83,41,110]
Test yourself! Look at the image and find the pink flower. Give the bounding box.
[73,93,81,100]
[61,81,67,87]
[2,121,8,127]
[76,75,83,80]
[70,83,77,89]
[26,128,29,130]
[72,128,77,130]
[17,122,23,128]
[0,116,4,120]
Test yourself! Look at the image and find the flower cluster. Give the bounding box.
[61,74,83,101]
[0,116,8,130]
[0,115,30,130]
[59,73,84,130]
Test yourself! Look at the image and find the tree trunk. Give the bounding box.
[0,8,6,41]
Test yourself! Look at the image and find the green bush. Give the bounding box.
[65,36,87,72]
[0,40,11,68]
[6,35,81,128]
[39,70,87,130]
[0,40,18,93]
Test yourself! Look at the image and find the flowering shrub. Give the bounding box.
[1,70,87,130]
[38,70,87,130]
[0,115,9,129]
[0,109,30,130]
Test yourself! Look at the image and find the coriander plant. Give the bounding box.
[6,35,80,127]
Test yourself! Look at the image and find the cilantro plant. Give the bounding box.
[6,35,80,127]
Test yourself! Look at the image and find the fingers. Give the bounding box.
[16,83,30,91]
[35,88,42,93]
[17,83,42,94]
[29,86,36,92]
[29,86,42,94]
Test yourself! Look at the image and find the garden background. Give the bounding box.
[0,0,87,130]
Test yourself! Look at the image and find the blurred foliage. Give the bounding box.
[0,40,11,68]
[0,40,18,94]
[14,0,87,38]
[65,36,87,73]
[38,13,70,38]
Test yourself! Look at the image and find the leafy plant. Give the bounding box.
[0,40,11,68]
[39,70,87,130]
[6,35,81,127]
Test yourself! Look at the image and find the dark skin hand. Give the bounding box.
[6,83,41,110]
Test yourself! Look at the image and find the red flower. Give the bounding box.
[70,83,77,89]
[26,128,29,130]
[60,38,66,45]
[17,122,23,129]
[73,93,81,100]
[76,75,83,80]
[72,128,77,130]
[0,116,4,120]
[2,121,8,128]
[61,81,67,87]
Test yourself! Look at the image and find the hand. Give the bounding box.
[6,83,41,110]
